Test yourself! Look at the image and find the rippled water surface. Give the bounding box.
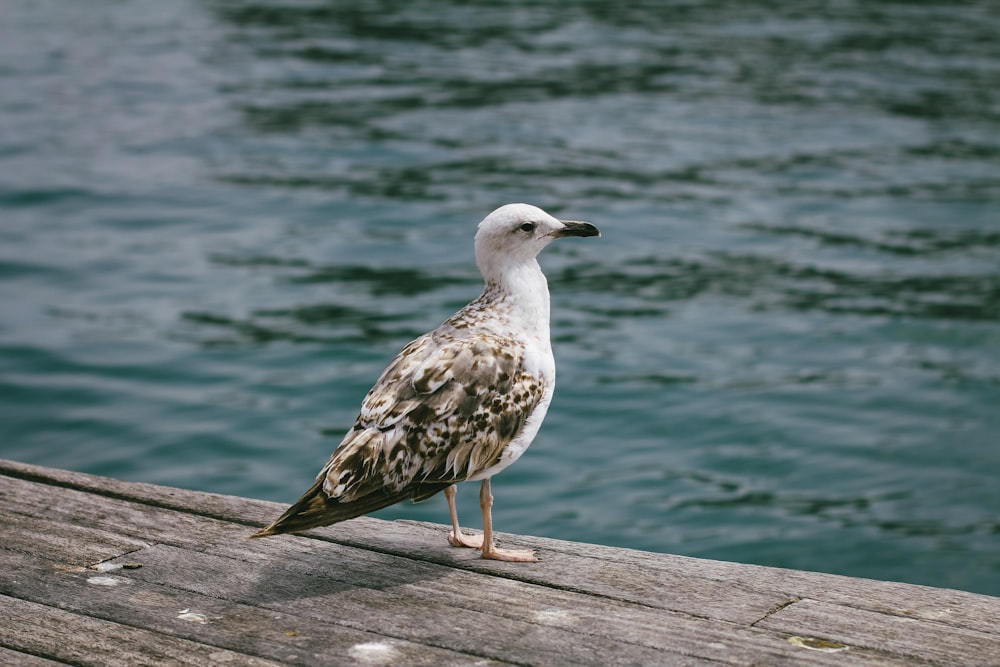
[2,1,998,595]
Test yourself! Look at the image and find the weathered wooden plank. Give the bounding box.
[0,471,795,625]
[2,481,913,666]
[758,597,1000,666]
[1,516,719,666]
[3,459,1000,667]
[508,530,1000,638]
[0,510,148,566]
[4,457,995,638]
[300,518,793,623]
[131,542,910,667]
[0,645,70,667]
[329,518,1000,640]
[0,459,261,524]
[0,549,513,667]
[0,595,282,667]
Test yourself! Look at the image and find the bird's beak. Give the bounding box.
[550,220,601,238]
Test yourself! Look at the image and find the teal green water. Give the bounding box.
[2,1,998,595]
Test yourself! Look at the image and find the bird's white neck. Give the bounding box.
[480,258,551,337]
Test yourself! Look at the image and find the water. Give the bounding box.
[2,0,998,596]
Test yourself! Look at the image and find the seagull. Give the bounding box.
[251,203,600,561]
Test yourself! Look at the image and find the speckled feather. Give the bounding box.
[328,322,544,490]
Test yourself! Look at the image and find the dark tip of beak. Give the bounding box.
[552,220,601,238]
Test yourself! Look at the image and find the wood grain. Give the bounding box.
[1,458,997,666]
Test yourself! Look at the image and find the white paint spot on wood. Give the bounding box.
[923,607,956,620]
[347,641,400,664]
[86,576,128,586]
[177,608,210,624]
[787,636,848,653]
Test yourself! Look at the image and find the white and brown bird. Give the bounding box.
[251,203,600,561]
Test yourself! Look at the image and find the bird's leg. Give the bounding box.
[445,484,483,548]
[478,478,538,562]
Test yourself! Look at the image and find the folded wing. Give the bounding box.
[251,330,546,537]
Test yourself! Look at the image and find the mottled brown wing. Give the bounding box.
[322,330,545,502]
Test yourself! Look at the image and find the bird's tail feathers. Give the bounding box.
[250,478,416,539]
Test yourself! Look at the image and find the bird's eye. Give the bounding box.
[519,222,537,233]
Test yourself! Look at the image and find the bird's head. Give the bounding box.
[474,203,600,279]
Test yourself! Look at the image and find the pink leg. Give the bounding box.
[445,484,483,549]
[478,479,537,562]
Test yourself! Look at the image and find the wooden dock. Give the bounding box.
[2,459,998,666]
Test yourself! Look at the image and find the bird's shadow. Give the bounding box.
[243,523,463,610]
